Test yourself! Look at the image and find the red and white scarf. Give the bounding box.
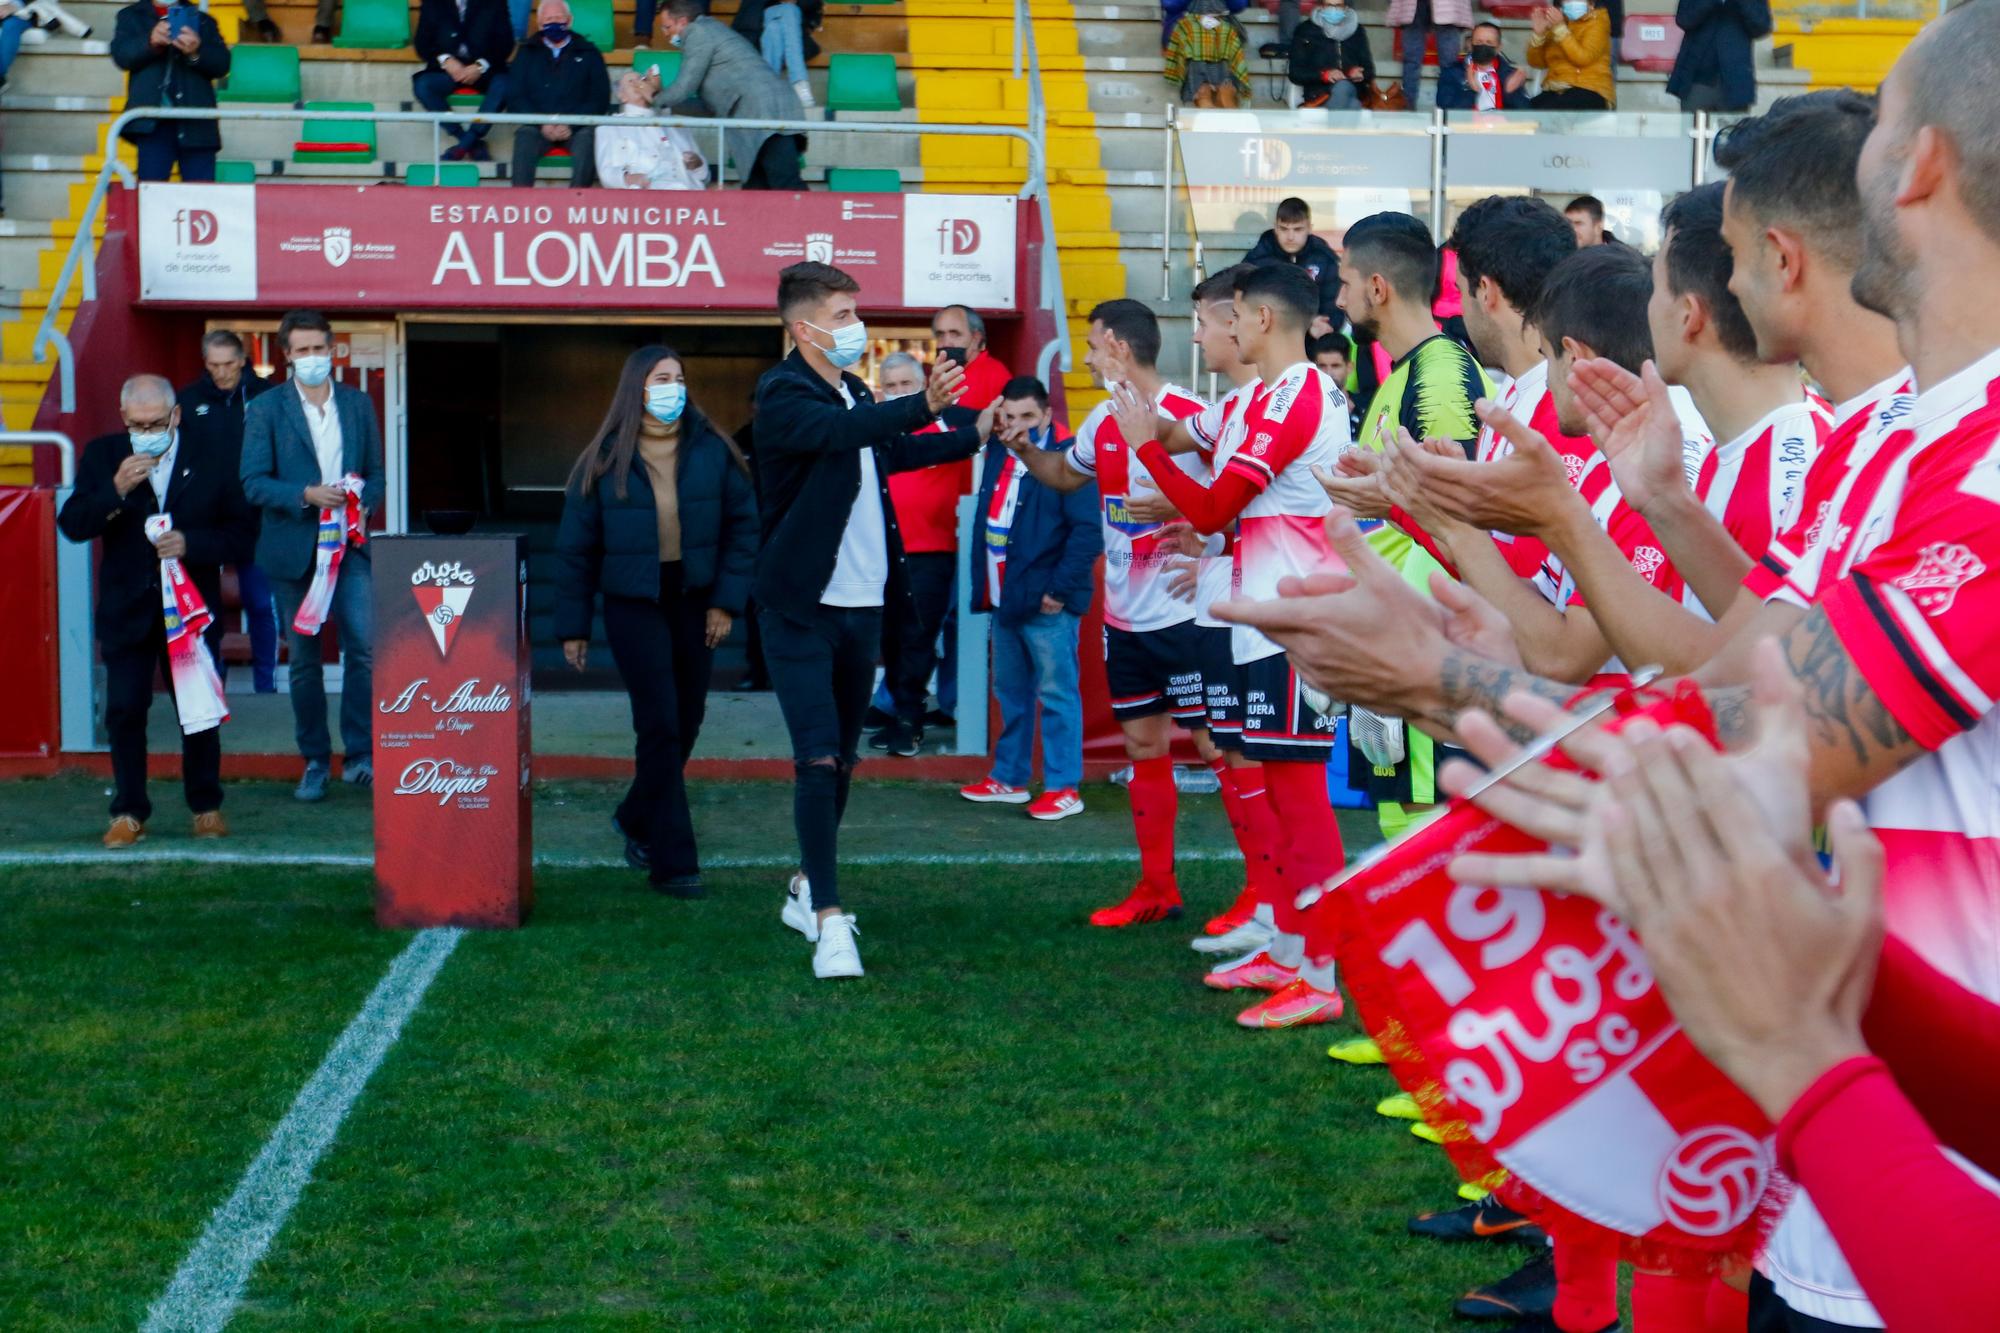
[293,473,366,636]
[143,514,229,735]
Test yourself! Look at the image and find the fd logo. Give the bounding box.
[175,208,220,247]
[1238,137,1292,182]
[323,226,353,268]
[938,218,981,255]
[1630,546,1666,582]
[1894,540,1986,615]
[1656,1126,1770,1237]
[804,232,834,264]
[410,560,476,657]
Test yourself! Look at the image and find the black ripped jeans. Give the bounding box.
[759,602,882,909]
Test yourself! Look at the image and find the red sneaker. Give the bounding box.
[1202,949,1298,991]
[1088,882,1184,927]
[1201,884,1259,936]
[960,777,1030,804]
[1027,787,1085,821]
[1235,978,1345,1028]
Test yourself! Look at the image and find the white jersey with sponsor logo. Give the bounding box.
[1185,380,1257,628]
[1066,385,1210,633]
[1681,394,1831,614]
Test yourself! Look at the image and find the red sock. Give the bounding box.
[1212,758,1280,899]
[1632,1271,1709,1332]
[1127,755,1179,895]
[1553,1234,1619,1333]
[1704,1278,1749,1333]
[1262,759,1343,939]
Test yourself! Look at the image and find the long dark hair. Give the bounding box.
[567,344,749,498]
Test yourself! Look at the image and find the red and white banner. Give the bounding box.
[1324,684,1781,1272]
[136,183,1022,312]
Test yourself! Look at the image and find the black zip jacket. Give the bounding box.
[750,350,983,620]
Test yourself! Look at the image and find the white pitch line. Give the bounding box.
[139,927,463,1333]
[0,848,1246,871]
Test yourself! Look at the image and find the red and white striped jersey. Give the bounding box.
[1757,351,2000,1327]
[1066,384,1209,632]
[1186,380,1257,627]
[1475,360,1604,581]
[1692,394,1832,568]
[1744,369,1916,602]
[1212,362,1346,663]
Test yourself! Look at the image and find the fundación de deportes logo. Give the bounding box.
[174,208,220,247]
[1239,137,1293,183]
[938,218,981,256]
[410,559,476,657]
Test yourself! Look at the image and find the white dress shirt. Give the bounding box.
[148,430,181,509]
[594,106,711,191]
[298,379,344,487]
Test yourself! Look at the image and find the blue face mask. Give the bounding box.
[1560,2,1589,19]
[645,382,686,424]
[541,20,569,42]
[292,354,332,387]
[668,27,683,46]
[806,319,869,370]
[130,427,173,458]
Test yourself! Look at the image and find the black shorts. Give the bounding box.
[1105,622,1208,724]
[1199,626,1244,750]
[1240,651,1338,762]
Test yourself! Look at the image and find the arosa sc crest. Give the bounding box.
[411,560,476,657]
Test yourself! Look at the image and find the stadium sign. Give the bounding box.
[135,184,1021,312]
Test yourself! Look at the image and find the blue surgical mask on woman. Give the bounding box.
[805,319,869,369]
[645,382,686,424]
[130,427,173,458]
[292,354,333,387]
[1560,1,1589,20]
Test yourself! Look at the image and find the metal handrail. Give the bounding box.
[0,430,78,487]
[1014,0,1073,381]
[31,102,1055,411]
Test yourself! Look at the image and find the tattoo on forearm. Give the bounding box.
[1784,606,1913,768]
[1705,685,1753,747]
[1437,651,1579,745]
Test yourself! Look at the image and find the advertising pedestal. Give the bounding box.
[371,534,533,928]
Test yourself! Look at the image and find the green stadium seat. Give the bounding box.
[214,159,259,183]
[824,167,902,192]
[631,48,681,85]
[405,162,481,187]
[217,45,301,104]
[825,53,901,113]
[331,0,411,49]
[571,0,614,54]
[293,100,379,164]
[447,89,485,109]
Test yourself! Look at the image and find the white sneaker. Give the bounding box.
[782,872,819,942]
[1192,904,1276,955]
[812,913,864,979]
[793,79,816,109]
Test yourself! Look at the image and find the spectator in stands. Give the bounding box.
[412,0,513,164]
[506,0,606,189]
[598,72,710,188]
[1287,1,1375,110]
[1308,331,1365,436]
[870,352,972,756]
[59,374,255,848]
[1564,193,1617,246]
[1,2,34,96]
[1668,0,1771,112]
[177,331,278,695]
[932,305,1012,411]
[1242,196,1341,337]
[111,0,229,183]
[960,376,1100,818]
[1436,20,1526,108]
[1163,0,1250,108]
[1161,0,1247,51]
[1526,0,1615,108]
[239,309,384,804]
[1385,0,1471,108]
[730,0,819,110]
[649,0,808,190]
[552,344,758,896]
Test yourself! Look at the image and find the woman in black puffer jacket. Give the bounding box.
[553,344,758,897]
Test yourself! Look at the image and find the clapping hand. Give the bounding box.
[1569,357,1693,517]
[925,358,966,415]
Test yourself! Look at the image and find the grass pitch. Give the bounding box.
[1,779,1527,1330]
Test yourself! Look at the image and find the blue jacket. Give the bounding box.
[968,433,1101,626]
[238,379,386,581]
[549,413,760,641]
[1668,0,1770,111]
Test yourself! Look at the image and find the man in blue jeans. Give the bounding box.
[960,378,1101,822]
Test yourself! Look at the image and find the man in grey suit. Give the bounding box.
[648,0,807,190]
[239,310,385,802]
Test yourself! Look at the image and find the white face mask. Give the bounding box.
[645,382,686,424]
[130,427,173,458]
[805,319,868,369]
[292,354,333,387]
[1199,14,1220,27]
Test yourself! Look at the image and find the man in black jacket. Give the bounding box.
[1241,196,1341,337]
[506,0,607,187]
[413,0,515,162]
[110,0,230,182]
[58,375,256,847]
[178,330,278,693]
[757,260,992,980]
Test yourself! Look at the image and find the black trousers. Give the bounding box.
[759,602,881,909]
[104,624,224,822]
[510,123,596,187]
[1528,86,1611,110]
[745,133,805,190]
[881,551,954,726]
[602,563,714,881]
[1746,1274,1858,1333]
